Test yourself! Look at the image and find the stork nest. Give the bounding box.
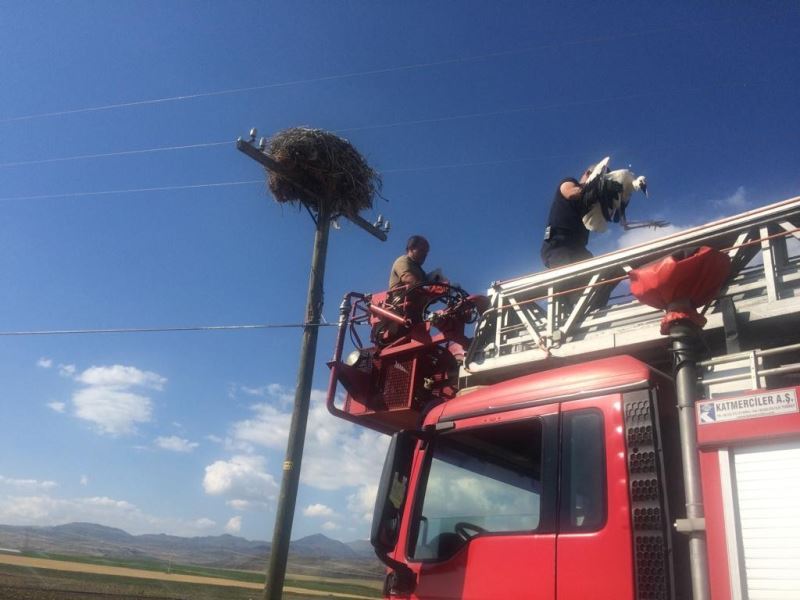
[265,127,382,217]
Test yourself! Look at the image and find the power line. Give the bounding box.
[0,136,745,202]
[0,141,230,169]
[339,82,753,135]
[0,322,340,337]
[0,79,755,171]
[0,151,584,202]
[0,10,791,125]
[0,180,262,202]
[381,153,576,174]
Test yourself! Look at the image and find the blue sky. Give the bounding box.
[0,2,798,543]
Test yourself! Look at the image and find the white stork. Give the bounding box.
[604,168,648,227]
[581,157,654,232]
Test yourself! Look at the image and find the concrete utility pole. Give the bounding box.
[236,131,386,600]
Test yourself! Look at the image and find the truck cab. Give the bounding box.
[373,356,687,599]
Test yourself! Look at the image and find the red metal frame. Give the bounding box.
[699,450,733,600]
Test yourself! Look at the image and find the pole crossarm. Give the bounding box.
[465,195,800,381]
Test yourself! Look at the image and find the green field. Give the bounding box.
[0,562,263,599]
[0,556,382,600]
[18,550,382,592]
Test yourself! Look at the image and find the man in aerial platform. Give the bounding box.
[389,235,431,288]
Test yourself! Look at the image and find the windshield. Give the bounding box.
[410,419,543,560]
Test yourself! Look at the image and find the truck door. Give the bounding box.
[556,396,635,599]
[403,404,559,599]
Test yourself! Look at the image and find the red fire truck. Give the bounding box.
[327,196,800,599]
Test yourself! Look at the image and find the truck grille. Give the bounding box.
[624,393,670,600]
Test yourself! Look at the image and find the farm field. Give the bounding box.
[0,555,381,600]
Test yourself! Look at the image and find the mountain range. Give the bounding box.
[0,522,380,576]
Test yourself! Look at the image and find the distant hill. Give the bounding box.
[290,532,359,559]
[0,522,381,577]
[346,538,375,557]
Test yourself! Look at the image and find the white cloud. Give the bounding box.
[77,365,166,390]
[46,401,66,413]
[236,383,296,406]
[225,499,267,511]
[209,386,389,533]
[203,455,278,504]
[713,186,749,211]
[58,364,76,378]
[206,434,223,444]
[225,516,242,534]
[303,503,335,518]
[227,389,389,492]
[192,517,216,530]
[73,387,152,436]
[231,402,291,449]
[80,475,89,486]
[347,483,379,522]
[63,363,166,436]
[154,436,199,453]
[322,521,340,531]
[37,357,53,369]
[0,493,217,536]
[240,385,268,397]
[0,475,57,491]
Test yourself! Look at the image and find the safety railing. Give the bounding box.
[464,196,800,381]
[699,342,800,397]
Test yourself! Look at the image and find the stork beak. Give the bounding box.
[641,181,648,197]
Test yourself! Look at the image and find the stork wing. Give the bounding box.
[584,156,610,185]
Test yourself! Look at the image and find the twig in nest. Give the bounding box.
[265,127,382,218]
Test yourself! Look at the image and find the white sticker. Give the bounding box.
[698,389,798,424]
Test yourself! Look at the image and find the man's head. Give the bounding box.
[406,235,430,265]
[579,163,596,184]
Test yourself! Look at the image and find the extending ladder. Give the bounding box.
[464,196,800,384]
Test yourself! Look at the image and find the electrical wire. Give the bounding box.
[336,84,733,135]
[0,10,793,125]
[1,230,796,338]
[0,180,262,202]
[0,79,759,170]
[0,141,231,169]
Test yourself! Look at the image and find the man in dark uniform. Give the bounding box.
[540,165,595,268]
[540,164,615,310]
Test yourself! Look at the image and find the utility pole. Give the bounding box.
[236,130,387,600]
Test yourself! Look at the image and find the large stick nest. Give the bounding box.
[265,127,382,218]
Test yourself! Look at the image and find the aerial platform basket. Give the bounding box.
[326,285,487,434]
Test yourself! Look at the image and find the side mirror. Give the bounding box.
[370,430,417,592]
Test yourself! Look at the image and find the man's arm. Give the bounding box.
[392,256,425,286]
[559,180,583,200]
[399,270,424,285]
